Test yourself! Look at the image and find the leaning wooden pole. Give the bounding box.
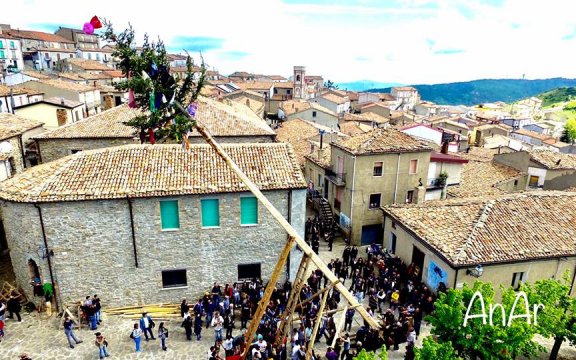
[174,101,379,352]
[306,286,331,359]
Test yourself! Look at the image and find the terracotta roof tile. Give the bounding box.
[305,142,332,168]
[21,70,51,80]
[0,85,28,97]
[6,29,74,43]
[34,105,140,139]
[320,93,348,105]
[21,79,95,93]
[276,119,321,165]
[338,122,372,136]
[34,97,274,140]
[513,128,555,142]
[447,161,523,198]
[65,58,115,71]
[384,191,576,266]
[0,113,44,140]
[0,143,306,203]
[333,128,431,155]
[530,150,576,170]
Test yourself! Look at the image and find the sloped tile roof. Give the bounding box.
[21,70,51,79]
[34,105,140,140]
[65,58,114,71]
[0,113,44,140]
[0,143,306,203]
[332,128,431,155]
[341,112,389,124]
[320,93,348,105]
[22,79,95,92]
[447,161,524,198]
[42,97,84,108]
[6,29,74,43]
[529,150,576,170]
[276,119,321,165]
[384,191,576,266]
[339,122,372,136]
[0,85,28,97]
[35,97,274,140]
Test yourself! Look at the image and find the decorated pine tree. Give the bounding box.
[100,21,207,144]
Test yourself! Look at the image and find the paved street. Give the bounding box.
[1,237,575,359]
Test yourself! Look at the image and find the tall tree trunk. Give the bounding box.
[549,336,564,360]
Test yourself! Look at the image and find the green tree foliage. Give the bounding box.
[368,79,576,106]
[559,119,576,143]
[100,22,206,143]
[324,80,339,90]
[353,347,388,360]
[539,87,576,107]
[415,337,461,360]
[426,281,544,359]
[521,274,576,360]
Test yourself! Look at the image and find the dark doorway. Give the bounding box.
[0,220,8,253]
[361,224,382,246]
[411,246,425,280]
[115,96,122,106]
[389,233,397,254]
[324,178,329,199]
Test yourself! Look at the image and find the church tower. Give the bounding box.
[293,66,306,99]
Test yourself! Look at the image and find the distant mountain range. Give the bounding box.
[336,80,403,92]
[365,78,576,106]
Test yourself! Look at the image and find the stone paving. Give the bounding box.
[1,236,575,359]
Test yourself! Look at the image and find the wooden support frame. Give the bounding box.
[306,285,331,359]
[331,305,348,348]
[173,101,379,359]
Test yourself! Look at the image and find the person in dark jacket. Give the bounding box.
[7,296,21,322]
[193,313,203,341]
[180,312,192,340]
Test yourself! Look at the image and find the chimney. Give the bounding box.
[60,98,65,105]
[413,185,426,204]
[310,143,315,154]
[318,147,325,161]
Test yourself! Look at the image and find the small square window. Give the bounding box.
[514,179,519,186]
[238,263,261,280]
[201,199,220,227]
[240,196,258,225]
[312,111,317,118]
[369,193,381,209]
[511,271,525,290]
[161,269,187,288]
[409,160,418,174]
[373,161,383,176]
[160,200,180,230]
[406,190,414,204]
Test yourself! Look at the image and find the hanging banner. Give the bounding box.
[428,260,448,291]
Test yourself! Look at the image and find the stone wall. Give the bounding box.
[38,138,137,163]
[3,190,306,307]
[5,136,24,174]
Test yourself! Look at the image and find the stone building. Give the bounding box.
[0,143,306,307]
[34,96,276,163]
[317,128,432,245]
[382,191,576,295]
[0,113,44,177]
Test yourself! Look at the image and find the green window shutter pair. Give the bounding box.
[0,51,4,59]
[240,197,258,225]
[201,199,220,227]
[160,200,180,230]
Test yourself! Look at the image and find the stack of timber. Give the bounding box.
[105,304,180,320]
[0,281,27,305]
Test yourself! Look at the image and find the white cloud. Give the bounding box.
[4,0,576,84]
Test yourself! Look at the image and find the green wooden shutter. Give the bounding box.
[160,200,180,230]
[240,197,258,225]
[0,51,4,59]
[201,199,220,227]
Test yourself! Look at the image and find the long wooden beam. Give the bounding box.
[306,286,330,359]
[331,305,348,348]
[175,100,378,337]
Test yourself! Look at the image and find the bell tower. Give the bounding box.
[293,66,306,99]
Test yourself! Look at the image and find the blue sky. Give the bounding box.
[5,0,576,84]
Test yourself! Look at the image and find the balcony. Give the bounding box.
[325,167,346,186]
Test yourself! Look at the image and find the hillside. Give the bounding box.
[367,78,576,106]
[336,80,403,92]
[536,87,576,107]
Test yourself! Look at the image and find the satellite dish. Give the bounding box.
[0,141,13,154]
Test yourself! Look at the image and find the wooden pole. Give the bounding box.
[306,285,331,359]
[276,255,311,346]
[240,236,296,359]
[174,101,379,330]
[331,305,348,348]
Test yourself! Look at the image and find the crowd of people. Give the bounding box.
[193,231,441,359]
